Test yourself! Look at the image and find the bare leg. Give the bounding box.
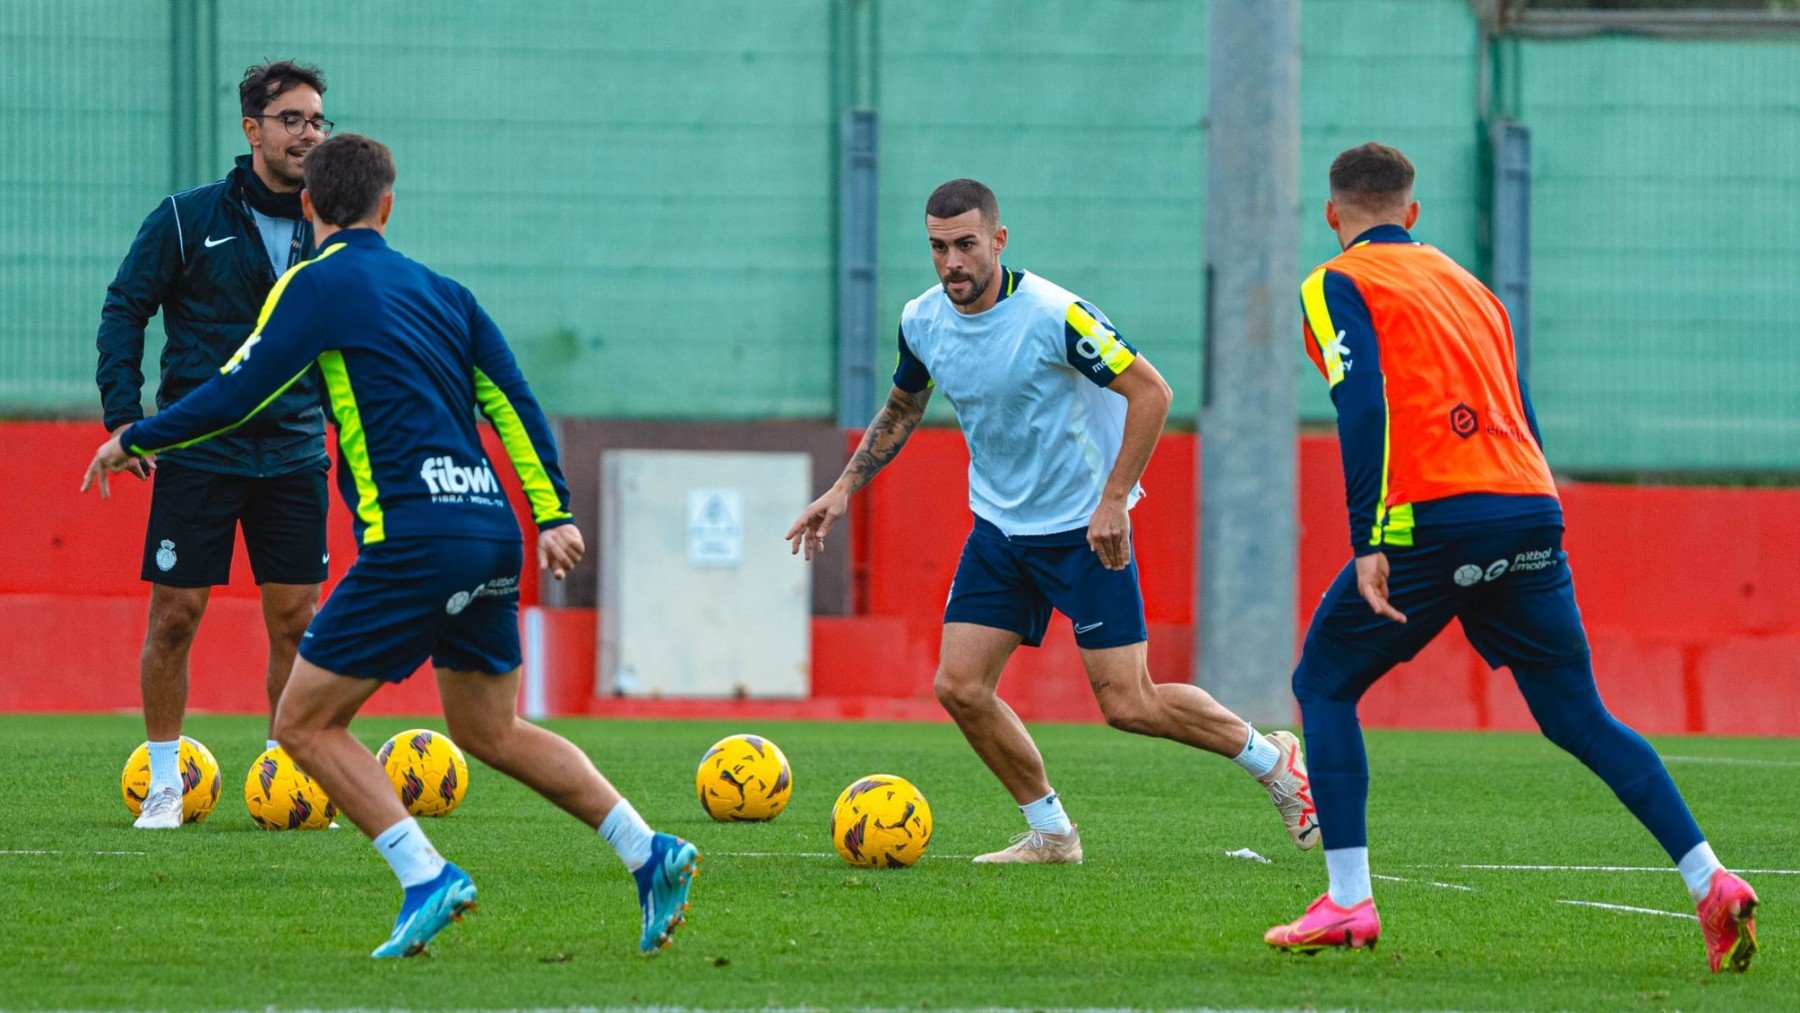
[1083,641,1250,756]
[933,622,1051,805]
[141,585,209,741]
[272,659,398,838]
[258,582,319,740]
[437,667,622,828]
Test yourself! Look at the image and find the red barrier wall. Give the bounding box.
[3,421,1798,735]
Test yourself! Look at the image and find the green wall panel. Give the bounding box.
[875,0,1208,424]
[214,0,836,420]
[1299,0,1483,422]
[0,2,171,417]
[1518,37,1800,471]
[3,0,1795,472]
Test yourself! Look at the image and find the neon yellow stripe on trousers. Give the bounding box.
[319,350,384,543]
[473,368,570,526]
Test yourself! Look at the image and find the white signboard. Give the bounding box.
[686,488,743,567]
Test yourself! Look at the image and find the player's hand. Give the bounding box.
[80,432,135,500]
[111,425,155,480]
[1355,552,1407,624]
[787,485,850,561]
[1087,497,1132,571]
[538,524,585,581]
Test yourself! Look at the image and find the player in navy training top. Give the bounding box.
[83,134,698,960]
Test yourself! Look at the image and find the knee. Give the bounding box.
[444,712,513,766]
[271,708,316,760]
[933,670,994,717]
[1098,693,1159,737]
[266,603,316,652]
[144,597,206,657]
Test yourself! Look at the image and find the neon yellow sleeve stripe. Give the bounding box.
[129,245,347,456]
[1066,303,1135,375]
[319,350,385,543]
[129,365,313,456]
[1301,268,1345,387]
[473,368,571,525]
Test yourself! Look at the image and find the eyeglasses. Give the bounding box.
[258,112,334,136]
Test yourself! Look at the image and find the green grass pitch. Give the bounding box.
[0,713,1791,1011]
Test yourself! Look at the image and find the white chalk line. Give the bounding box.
[1372,873,1475,892]
[0,849,147,856]
[1420,863,1800,875]
[709,850,976,861]
[1557,899,1697,921]
[1664,754,1800,768]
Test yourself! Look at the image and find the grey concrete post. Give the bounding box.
[1197,0,1301,727]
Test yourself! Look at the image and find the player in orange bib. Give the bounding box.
[1261,143,1758,973]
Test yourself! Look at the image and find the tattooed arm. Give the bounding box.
[786,384,932,560]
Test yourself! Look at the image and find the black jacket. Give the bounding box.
[96,155,328,477]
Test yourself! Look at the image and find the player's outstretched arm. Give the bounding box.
[1088,355,1172,570]
[467,301,575,532]
[786,384,931,561]
[83,268,329,498]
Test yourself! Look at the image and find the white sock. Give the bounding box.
[266,739,279,752]
[1677,841,1724,901]
[1020,790,1074,835]
[599,799,655,872]
[1325,846,1373,907]
[372,816,446,888]
[1231,725,1282,779]
[146,739,182,795]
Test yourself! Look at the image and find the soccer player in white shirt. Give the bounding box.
[788,179,1318,861]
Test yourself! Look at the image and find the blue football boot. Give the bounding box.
[371,862,478,958]
[633,833,699,954]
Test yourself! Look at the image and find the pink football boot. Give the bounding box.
[1264,894,1381,952]
[1696,869,1759,973]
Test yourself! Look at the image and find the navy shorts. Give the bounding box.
[1296,525,1588,700]
[944,517,1148,650]
[142,460,330,587]
[300,537,524,683]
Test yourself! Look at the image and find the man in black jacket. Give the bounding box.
[96,60,334,829]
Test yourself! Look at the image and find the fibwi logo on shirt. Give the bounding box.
[419,455,498,496]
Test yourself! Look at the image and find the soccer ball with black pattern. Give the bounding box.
[120,736,222,824]
[243,745,336,830]
[376,728,469,817]
[830,774,932,868]
[695,733,792,822]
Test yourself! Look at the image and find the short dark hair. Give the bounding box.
[239,60,327,119]
[302,133,395,226]
[926,178,999,228]
[1329,143,1415,212]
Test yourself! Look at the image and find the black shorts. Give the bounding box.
[141,460,330,587]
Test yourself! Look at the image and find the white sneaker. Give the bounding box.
[972,825,1084,864]
[1258,731,1320,850]
[133,787,184,829]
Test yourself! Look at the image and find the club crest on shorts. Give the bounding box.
[155,539,177,572]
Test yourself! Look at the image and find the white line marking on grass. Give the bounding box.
[1373,873,1475,892]
[1665,754,1800,768]
[0,849,147,856]
[1429,864,1800,875]
[708,851,976,860]
[1558,899,1697,921]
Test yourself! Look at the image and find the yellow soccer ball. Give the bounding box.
[377,728,469,817]
[120,736,222,824]
[243,745,336,830]
[830,774,932,868]
[695,733,793,822]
